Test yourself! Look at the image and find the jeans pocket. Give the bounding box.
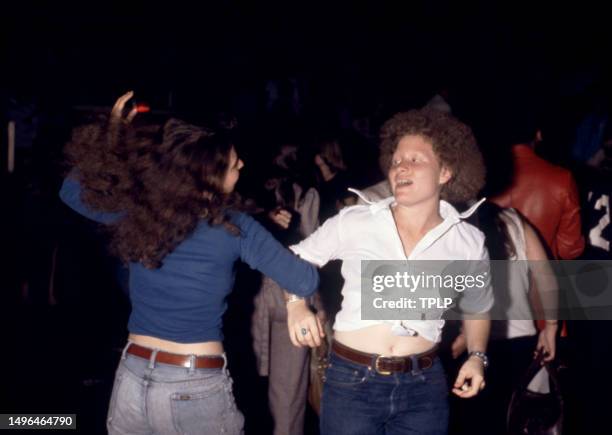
[170,375,244,435]
[324,361,368,388]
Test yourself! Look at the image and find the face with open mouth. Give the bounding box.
[387,134,452,208]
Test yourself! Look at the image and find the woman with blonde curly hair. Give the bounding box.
[60,92,321,435]
[289,108,493,435]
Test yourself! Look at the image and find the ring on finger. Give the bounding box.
[300,328,309,336]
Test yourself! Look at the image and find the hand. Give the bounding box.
[452,357,486,398]
[287,299,325,348]
[314,154,325,167]
[536,322,557,363]
[451,332,467,359]
[268,208,292,229]
[110,91,138,124]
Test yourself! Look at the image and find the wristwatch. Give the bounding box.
[468,351,489,369]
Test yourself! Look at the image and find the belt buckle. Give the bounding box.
[374,355,392,375]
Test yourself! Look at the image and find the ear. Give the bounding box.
[439,166,452,185]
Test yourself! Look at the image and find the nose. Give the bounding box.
[396,160,413,173]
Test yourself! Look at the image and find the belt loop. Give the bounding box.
[121,340,133,360]
[370,354,377,373]
[410,355,422,376]
[188,355,196,374]
[221,352,228,374]
[148,348,159,369]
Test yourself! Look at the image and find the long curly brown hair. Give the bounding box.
[65,117,240,269]
[379,108,486,203]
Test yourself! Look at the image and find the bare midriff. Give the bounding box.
[334,324,435,356]
[129,334,224,356]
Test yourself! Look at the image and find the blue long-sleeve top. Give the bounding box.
[60,177,319,343]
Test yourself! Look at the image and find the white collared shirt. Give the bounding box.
[290,193,494,343]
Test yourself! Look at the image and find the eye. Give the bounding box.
[392,158,401,166]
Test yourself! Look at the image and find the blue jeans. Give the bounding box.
[107,342,244,435]
[320,351,449,435]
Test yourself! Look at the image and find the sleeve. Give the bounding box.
[238,213,319,297]
[59,177,122,224]
[289,211,343,267]
[457,237,494,315]
[555,172,586,259]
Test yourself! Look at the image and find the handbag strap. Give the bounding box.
[507,352,564,433]
[517,352,562,396]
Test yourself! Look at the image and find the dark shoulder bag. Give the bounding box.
[507,353,564,435]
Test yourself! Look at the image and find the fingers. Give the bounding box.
[111,91,134,121]
[287,301,323,348]
[288,325,300,347]
[308,317,322,347]
[316,315,326,338]
[453,359,486,398]
[452,373,485,398]
[275,210,292,228]
[534,340,555,362]
[294,316,322,348]
[126,106,139,123]
[534,342,543,357]
[462,376,485,398]
[294,325,313,347]
[453,370,467,391]
[468,375,485,396]
[269,209,292,229]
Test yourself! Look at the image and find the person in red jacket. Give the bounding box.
[491,119,585,260]
[490,107,585,344]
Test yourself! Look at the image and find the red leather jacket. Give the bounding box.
[492,145,585,259]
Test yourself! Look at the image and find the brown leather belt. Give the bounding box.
[126,343,225,369]
[332,340,437,375]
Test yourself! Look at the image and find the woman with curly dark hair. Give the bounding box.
[290,108,493,435]
[60,92,321,435]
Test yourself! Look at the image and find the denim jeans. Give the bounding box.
[106,342,244,435]
[320,351,449,435]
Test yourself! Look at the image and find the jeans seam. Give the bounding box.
[106,371,124,426]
